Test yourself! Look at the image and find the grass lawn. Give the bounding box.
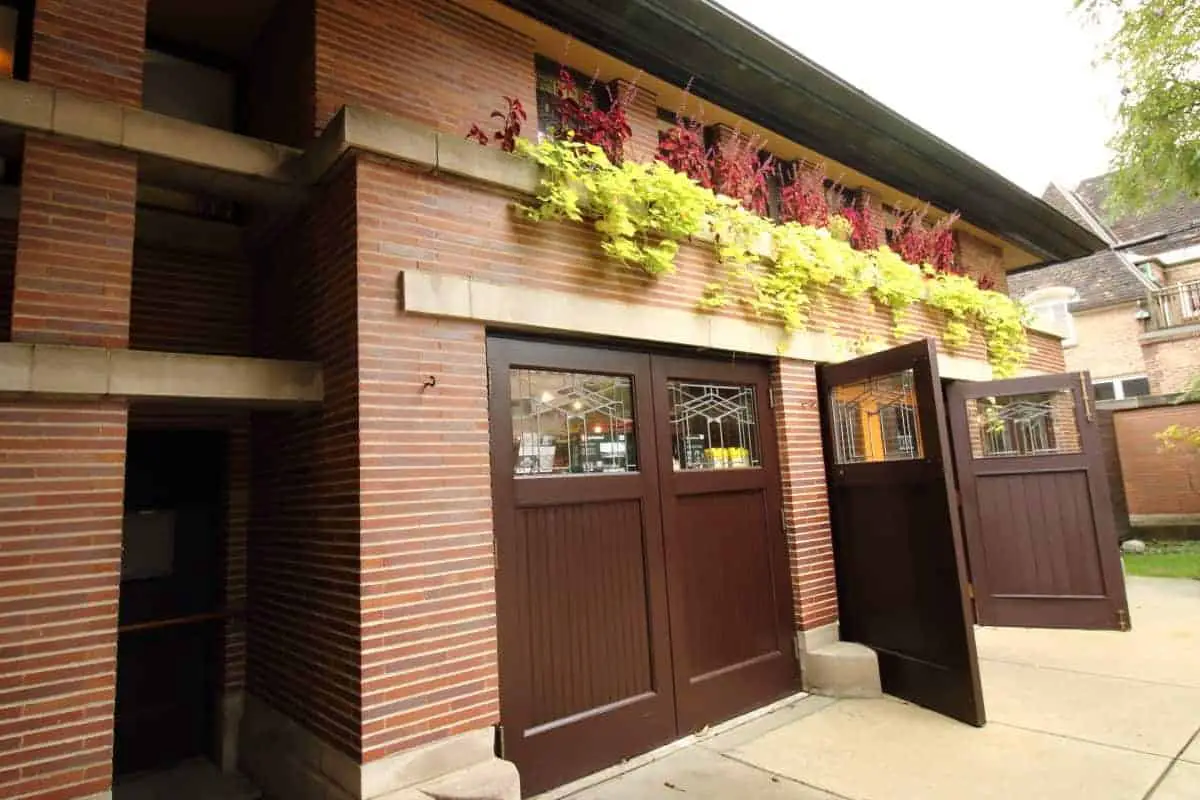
[1122,540,1200,579]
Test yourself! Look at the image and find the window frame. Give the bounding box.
[1093,375,1151,401]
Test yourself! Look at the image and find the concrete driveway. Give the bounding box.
[541,577,1200,800]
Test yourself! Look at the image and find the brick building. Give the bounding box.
[0,2,1113,800]
[1010,176,1200,398]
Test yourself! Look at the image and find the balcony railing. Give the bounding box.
[1146,279,1200,332]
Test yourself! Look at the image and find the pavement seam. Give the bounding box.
[979,655,1198,690]
[989,719,1182,761]
[1143,723,1200,800]
[715,750,858,800]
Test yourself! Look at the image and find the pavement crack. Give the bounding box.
[1142,723,1200,800]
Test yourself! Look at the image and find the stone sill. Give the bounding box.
[1139,322,1200,344]
[0,343,323,405]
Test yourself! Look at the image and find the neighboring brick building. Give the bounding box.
[0,2,1107,800]
[1009,176,1200,398]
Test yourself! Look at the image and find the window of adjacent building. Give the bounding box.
[1022,286,1079,346]
[1093,376,1151,402]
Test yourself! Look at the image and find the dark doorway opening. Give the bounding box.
[114,429,227,779]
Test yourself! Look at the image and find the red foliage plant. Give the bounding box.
[840,204,880,251]
[780,164,830,228]
[892,209,960,273]
[712,133,774,216]
[656,116,713,188]
[466,95,527,153]
[553,66,632,164]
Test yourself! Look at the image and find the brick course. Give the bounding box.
[955,230,1007,295]
[314,0,535,138]
[1143,334,1200,395]
[772,360,838,630]
[30,0,147,107]
[11,135,137,349]
[0,401,128,800]
[1113,403,1200,516]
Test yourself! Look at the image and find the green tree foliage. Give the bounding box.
[1077,0,1200,213]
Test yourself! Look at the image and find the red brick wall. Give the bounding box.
[1028,330,1068,374]
[955,230,1007,295]
[1143,335,1200,395]
[356,159,498,762]
[247,164,364,758]
[0,401,128,800]
[130,244,253,357]
[0,218,16,341]
[1096,408,1132,539]
[1113,403,1200,517]
[30,0,147,106]
[243,0,316,148]
[614,80,660,164]
[772,360,838,630]
[11,135,137,348]
[313,0,535,137]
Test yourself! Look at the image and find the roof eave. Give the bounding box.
[499,0,1109,262]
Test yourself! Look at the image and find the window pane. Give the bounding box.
[829,370,923,464]
[510,369,637,475]
[966,390,1081,458]
[1093,381,1116,401]
[1122,378,1151,398]
[668,382,760,471]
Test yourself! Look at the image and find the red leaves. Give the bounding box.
[892,209,960,273]
[840,206,880,251]
[656,118,712,188]
[780,166,830,228]
[553,67,633,164]
[465,96,527,153]
[712,138,774,216]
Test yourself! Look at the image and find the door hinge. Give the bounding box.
[780,507,788,531]
[967,582,975,600]
[492,537,498,570]
[495,724,505,758]
[1117,608,1130,631]
[768,387,776,409]
[1079,372,1094,422]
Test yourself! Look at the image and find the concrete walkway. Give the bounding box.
[548,577,1200,800]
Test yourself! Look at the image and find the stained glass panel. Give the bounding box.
[967,390,1081,458]
[510,369,637,475]
[829,370,923,464]
[668,382,760,471]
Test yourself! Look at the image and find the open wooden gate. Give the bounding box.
[947,373,1130,630]
[817,339,985,726]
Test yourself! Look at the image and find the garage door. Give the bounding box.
[488,337,798,796]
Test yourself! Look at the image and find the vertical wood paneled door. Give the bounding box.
[487,338,798,797]
[946,372,1130,630]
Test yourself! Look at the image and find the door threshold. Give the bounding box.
[530,691,810,800]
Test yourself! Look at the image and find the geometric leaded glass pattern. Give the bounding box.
[829,369,923,464]
[966,390,1081,458]
[510,369,637,475]
[668,381,760,471]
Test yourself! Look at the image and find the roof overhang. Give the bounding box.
[498,0,1109,263]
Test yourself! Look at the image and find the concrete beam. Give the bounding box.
[0,78,297,182]
[0,344,322,405]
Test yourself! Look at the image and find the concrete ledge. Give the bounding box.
[1130,514,1200,528]
[802,642,882,699]
[239,695,517,800]
[0,79,297,181]
[298,106,538,195]
[1139,322,1200,344]
[0,344,322,405]
[399,269,1001,380]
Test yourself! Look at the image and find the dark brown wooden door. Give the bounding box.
[489,338,799,796]
[947,372,1130,630]
[489,339,677,796]
[651,355,798,733]
[818,339,985,726]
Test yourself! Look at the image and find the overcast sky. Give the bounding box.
[713,0,1121,198]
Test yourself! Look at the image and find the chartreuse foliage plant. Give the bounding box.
[515,137,1032,376]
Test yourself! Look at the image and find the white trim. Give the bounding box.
[1093,374,1151,400]
[1051,182,1115,243]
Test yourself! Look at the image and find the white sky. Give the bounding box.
[713,0,1121,197]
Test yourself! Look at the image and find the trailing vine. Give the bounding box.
[514,137,1032,376]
